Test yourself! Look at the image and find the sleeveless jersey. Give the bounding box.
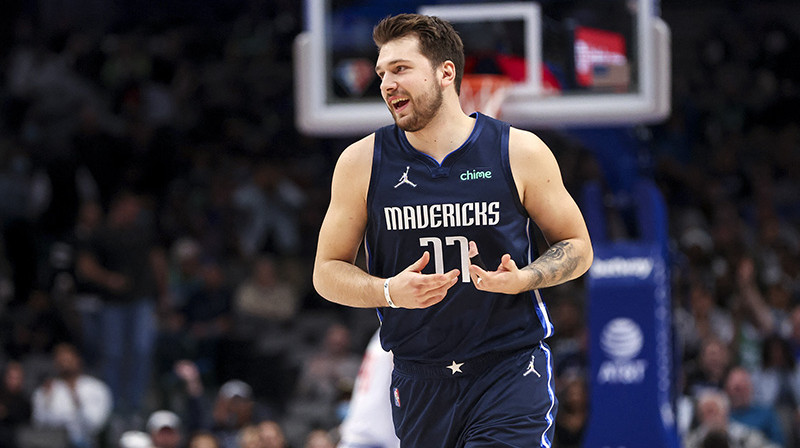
[365,112,554,363]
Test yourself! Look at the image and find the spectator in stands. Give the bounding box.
[78,191,167,417]
[190,171,242,262]
[547,296,588,379]
[180,258,233,377]
[71,103,131,212]
[304,429,336,448]
[685,337,733,398]
[147,410,183,448]
[237,425,261,448]
[295,324,361,407]
[0,360,31,448]
[166,360,277,447]
[751,334,800,408]
[764,281,795,337]
[258,420,287,448]
[732,257,773,371]
[753,204,799,303]
[167,237,204,313]
[296,323,361,428]
[69,201,106,371]
[227,420,288,448]
[1,289,72,363]
[233,255,300,335]
[155,239,204,387]
[76,190,169,417]
[187,431,220,448]
[211,379,272,448]
[119,430,154,448]
[724,367,785,446]
[674,280,734,362]
[171,359,211,434]
[553,375,589,448]
[31,342,113,448]
[232,161,305,258]
[750,334,800,447]
[0,143,45,310]
[684,389,778,448]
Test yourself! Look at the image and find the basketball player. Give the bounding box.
[337,330,400,448]
[313,13,593,447]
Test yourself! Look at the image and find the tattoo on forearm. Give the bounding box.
[522,241,581,289]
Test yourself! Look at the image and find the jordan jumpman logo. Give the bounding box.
[394,166,417,188]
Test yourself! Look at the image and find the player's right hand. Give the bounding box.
[387,251,460,309]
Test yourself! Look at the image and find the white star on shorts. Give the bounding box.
[447,361,464,374]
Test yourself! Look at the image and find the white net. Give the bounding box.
[459,75,512,118]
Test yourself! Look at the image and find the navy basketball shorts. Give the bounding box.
[389,342,558,448]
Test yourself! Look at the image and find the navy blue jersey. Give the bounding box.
[365,112,555,363]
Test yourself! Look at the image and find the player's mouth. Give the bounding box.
[390,97,410,112]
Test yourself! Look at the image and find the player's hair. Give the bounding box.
[373,13,465,95]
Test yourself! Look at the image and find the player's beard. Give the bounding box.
[391,83,444,132]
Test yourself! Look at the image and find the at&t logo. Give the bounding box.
[597,318,647,384]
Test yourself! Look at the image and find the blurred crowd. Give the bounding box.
[0,1,798,448]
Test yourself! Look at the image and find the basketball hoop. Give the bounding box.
[460,74,513,118]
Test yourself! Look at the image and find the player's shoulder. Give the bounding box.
[336,133,376,171]
[506,126,563,191]
[331,133,376,197]
[508,126,552,160]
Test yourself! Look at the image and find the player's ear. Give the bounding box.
[440,60,456,89]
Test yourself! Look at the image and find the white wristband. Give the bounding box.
[384,277,399,308]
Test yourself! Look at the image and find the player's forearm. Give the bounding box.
[313,260,387,308]
[520,238,593,291]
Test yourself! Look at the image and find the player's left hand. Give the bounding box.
[468,241,528,294]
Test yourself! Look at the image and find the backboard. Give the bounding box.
[295,0,670,136]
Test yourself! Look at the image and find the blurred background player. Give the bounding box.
[337,330,400,448]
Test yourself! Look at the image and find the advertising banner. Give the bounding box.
[582,242,680,448]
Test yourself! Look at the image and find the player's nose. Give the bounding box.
[381,73,397,93]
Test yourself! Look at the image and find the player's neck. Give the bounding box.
[405,99,475,163]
